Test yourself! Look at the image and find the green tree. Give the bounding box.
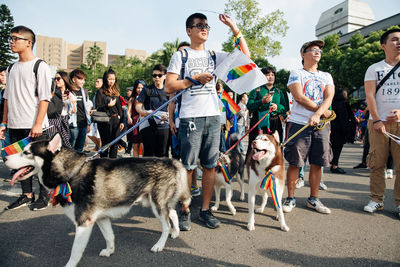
[222,0,288,59]
[0,4,16,66]
[85,43,104,95]
[275,69,290,92]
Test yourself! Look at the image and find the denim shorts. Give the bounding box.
[283,122,332,167]
[178,116,220,170]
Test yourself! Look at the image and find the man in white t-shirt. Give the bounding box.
[282,40,334,214]
[0,26,52,211]
[363,28,400,217]
[165,13,250,230]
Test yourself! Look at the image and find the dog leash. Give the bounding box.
[384,131,400,145]
[280,111,336,148]
[222,106,274,156]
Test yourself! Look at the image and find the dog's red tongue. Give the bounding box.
[252,150,266,161]
[10,167,29,186]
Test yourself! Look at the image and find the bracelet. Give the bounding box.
[185,76,201,86]
[373,119,382,124]
[234,30,243,39]
[0,122,7,128]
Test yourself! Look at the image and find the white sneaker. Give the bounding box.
[386,169,393,179]
[282,197,296,213]
[363,200,384,213]
[306,197,331,214]
[319,181,328,190]
[296,178,304,189]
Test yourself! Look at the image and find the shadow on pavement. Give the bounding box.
[259,248,400,266]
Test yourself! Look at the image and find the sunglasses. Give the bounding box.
[9,36,29,42]
[55,77,61,81]
[190,23,211,31]
[152,74,164,78]
[306,48,323,54]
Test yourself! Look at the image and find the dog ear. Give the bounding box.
[47,133,62,153]
[272,131,280,143]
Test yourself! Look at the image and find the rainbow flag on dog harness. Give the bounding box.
[1,136,32,156]
[217,162,232,183]
[260,170,280,208]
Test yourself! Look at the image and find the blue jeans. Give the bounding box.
[69,125,87,152]
[237,124,245,153]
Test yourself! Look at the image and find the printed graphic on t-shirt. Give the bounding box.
[289,72,325,106]
[187,57,216,96]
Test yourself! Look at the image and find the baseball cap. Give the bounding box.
[300,40,324,54]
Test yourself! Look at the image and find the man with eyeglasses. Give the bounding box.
[0,25,52,211]
[282,40,334,215]
[165,13,250,230]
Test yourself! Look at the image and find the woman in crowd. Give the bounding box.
[95,67,124,158]
[127,79,146,157]
[50,71,74,147]
[135,64,169,157]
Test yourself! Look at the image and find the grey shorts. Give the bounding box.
[284,122,332,167]
[178,116,220,170]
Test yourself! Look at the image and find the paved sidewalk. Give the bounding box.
[0,142,399,266]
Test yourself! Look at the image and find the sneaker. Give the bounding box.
[363,200,384,213]
[282,197,296,213]
[306,197,331,214]
[296,178,304,189]
[31,197,49,211]
[179,210,191,231]
[118,146,125,152]
[198,209,221,229]
[353,163,368,169]
[319,181,328,190]
[190,185,201,197]
[6,194,35,210]
[386,169,393,179]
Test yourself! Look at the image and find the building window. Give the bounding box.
[334,8,343,15]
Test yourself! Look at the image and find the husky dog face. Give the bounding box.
[251,132,279,162]
[5,134,62,186]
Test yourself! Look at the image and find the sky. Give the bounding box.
[3,0,400,71]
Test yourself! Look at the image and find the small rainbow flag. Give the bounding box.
[260,170,280,208]
[226,63,257,83]
[1,136,32,156]
[50,182,72,206]
[219,90,241,115]
[217,162,232,183]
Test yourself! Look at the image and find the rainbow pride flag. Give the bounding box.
[1,136,32,156]
[50,182,72,206]
[219,90,241,115]
[226,63,257,83]
[217,162,232,183]
[260,170,280,208]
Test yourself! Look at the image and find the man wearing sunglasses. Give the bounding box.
[0,26,52,211]
[165,13,250,230]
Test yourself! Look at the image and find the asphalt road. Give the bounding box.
[0,142,399,267]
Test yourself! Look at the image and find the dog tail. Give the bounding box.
[173,160,191,206]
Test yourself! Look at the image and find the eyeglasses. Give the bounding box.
[306,48,323,54]
[9,36,29,42]
[190,23,211,31]
[152,74,164,78]
[55,77,61,81]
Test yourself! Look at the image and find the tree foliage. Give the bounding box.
[222,0,288,60]
[0,4,16,66]
[86,43,103,70]
[318,26,400,95]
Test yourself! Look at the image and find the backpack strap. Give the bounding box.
[179,48,188,79]
[209,50,216,70]
[33,59,44,97]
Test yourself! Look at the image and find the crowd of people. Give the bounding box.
[0,15,399,228]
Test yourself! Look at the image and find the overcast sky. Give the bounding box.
[4,0,399,70]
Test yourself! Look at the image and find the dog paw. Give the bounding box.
[99,248,114,257]
[247,224,255,231]
[281,225,290,232]
[239,195,245,201]
[255,207,264,213]
[170,230,179,239]
[211,205,218,212]
[151,244,164,252]
[229,208,236,215]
